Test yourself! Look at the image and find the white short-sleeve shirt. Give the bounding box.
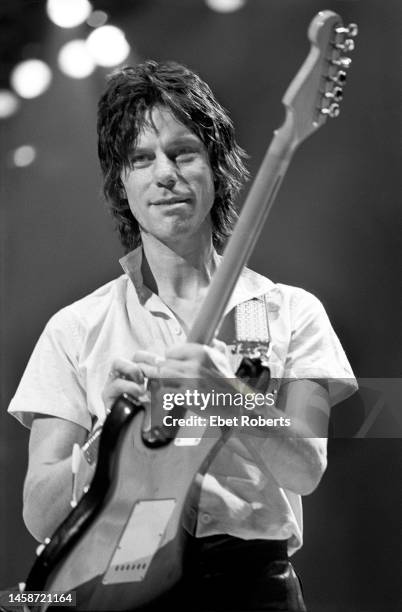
[8,247,357,554]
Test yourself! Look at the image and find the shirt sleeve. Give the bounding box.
[283,288,357,406]
[7,309,91,430]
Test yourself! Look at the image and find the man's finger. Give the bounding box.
[109,357,145,384]
[132,350,165,366]
[165,343,204,361]
[133,362,160,379]
[103,379,149,410]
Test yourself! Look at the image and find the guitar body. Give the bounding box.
[26,396,226,610]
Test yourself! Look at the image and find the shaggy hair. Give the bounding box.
[97,60,248,252]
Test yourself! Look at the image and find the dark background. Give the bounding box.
[1,1,401,611]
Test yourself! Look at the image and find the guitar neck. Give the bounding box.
[188,10,357,346]
[188,111,296,345]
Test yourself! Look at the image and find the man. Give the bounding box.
[8,61,357,611]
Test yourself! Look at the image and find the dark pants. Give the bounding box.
[0,537,307,612]
[140,535,307,612]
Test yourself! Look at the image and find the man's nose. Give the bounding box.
[154,154,177,189]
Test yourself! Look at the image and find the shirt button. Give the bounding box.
[200,513,211,524]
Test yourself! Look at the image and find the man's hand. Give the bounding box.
[102,341,235,412]
[159,340,234,380]
[101,356,155,413]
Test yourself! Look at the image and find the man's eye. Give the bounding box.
[131,154,152,165]
[175,148,197,161]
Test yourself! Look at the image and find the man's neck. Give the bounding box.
[140,231,217,300]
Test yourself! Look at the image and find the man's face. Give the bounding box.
[120,105,215,246]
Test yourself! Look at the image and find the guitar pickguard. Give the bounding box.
[103,499,176,584]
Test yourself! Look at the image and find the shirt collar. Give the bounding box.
[119,246,145,298]
[119,246,276,313]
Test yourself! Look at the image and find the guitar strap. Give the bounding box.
[233,293,272,363]
[232,292,273,400]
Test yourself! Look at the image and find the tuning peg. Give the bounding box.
[348,23,358,37]
[336,23,358,38]
[330,70,347,85]
[325,87,343,102]
[331,56,352,69]
[321,103,340,119]
[335,39,355,52]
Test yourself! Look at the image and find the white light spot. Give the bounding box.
[58,39,96,78]
[205,0,246,12]
[87,10,108,28]
[86,25,130,67]
[10,60,52,99]
[13,145,37,168]
[0,89,20,119]
[46,0,92,28]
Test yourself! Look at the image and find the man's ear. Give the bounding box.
[117,180,127,200]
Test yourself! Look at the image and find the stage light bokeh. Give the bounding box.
[12,145,37,167]
[58,40,96,78]
[87,10,108,28]
[46,0,92,29]
[86,25,130,67]
[0,89,20,119]
[205,0,246,13]
[10,60,52,99]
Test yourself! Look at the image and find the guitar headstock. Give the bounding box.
[282,10,357,146]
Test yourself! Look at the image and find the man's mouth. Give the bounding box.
[151,196,192,206]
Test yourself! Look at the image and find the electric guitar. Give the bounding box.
[24,11,357,611]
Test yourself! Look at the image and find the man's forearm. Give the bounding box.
[23,452,95,542]
[239,432,328,495]
[225,377,330,495]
